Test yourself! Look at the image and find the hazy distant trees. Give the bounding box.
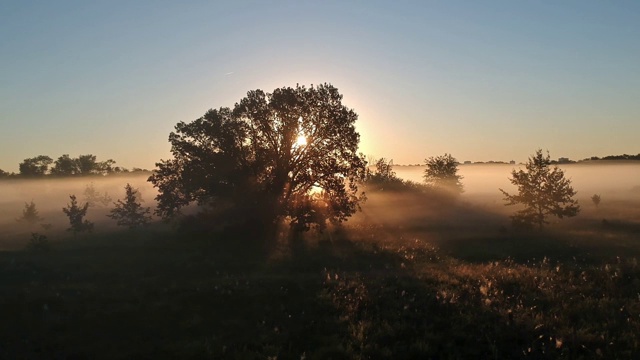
[17,201,43,227]
[500,149,580,229]
[19,154,118,177]
[591,194,601,208]
[149,84,367,235]
[0,169,9,178]
[73,154,116,175]
[51,154,79,175]
[83,183,112,207]
[423,154,463,194]
[76,154,112,175]
[19,156,53,177]
[62,195,93,235]
[107,183,152,229]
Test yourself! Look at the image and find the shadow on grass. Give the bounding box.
[2,186,639,359]
[0,226,548,359]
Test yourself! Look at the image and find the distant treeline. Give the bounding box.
[586,154,640,161]
[0,154,150,178]
[392,153,640,166]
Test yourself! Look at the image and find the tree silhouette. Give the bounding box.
[423,153,463,194]
[149,84,367,234]
[500,149,580,229]
[17,201,43,227]
[62,195,93,235]
[0,169,9,178]
[370,158,396,182]
[49,154,116,176]
[51,154,79,176]
[107,183,152,229]
[591,194,601,208]
[19,155,53,177]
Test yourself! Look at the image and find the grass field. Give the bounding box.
[1,167,639,359]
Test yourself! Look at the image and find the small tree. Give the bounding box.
[17,201,43,227]
[370,158,396,182]
[107,183,152,229]
[423,153,463,193]
[62,195,93,235]
[500,149,580,229]
[591,194,601,208]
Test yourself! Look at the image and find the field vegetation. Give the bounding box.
[1,163,639,359]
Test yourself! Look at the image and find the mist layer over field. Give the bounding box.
[0,174,155,246]
[1,165,640,358]
[2,163,639,248]
[395,162,640,199]
[357,162,640,238]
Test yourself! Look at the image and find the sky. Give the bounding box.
[1,1,639,172]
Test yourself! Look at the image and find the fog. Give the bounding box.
[2,163,640,249]
[0,174,156,245]
[395,162,640,200]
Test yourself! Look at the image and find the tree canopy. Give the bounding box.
[51,154,116,176]
[500,149,580,229]
[423,153,464,194]
[108,183,152,229]
[62,195,94,235]
[19,156,53,177]
[149,84,367,234]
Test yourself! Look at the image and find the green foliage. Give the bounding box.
[591,194,601,208]
[83,182,112,207]
[500,149,580,229]
[16,201,43,226]
[62,195,94,235]
[26,232,50,252]
[107,183,152,229]
[19,155,53,177]
[423,153,464,194]
[149,83,367,233]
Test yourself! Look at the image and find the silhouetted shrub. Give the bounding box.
[62,195,94,235]
[26,233,50,252]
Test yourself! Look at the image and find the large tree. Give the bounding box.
[19,155,53,177]
[149,84,367,233]
[500,149,580,229]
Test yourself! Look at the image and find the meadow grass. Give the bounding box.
[1,182,639,359]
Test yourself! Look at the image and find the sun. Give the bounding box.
[295,134,307,147]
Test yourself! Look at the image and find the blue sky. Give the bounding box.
[1,1,639,171]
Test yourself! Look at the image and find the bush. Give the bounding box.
[26,233,51,252]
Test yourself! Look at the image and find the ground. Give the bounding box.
[1,170,639,359]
